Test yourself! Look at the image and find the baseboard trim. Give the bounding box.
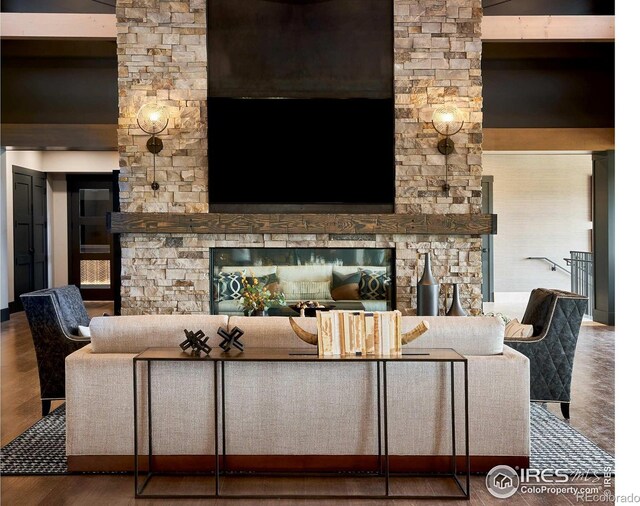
[0,308,9,322]
[8,301,22,314]
[68,454,529,474]
[593,309,615,326]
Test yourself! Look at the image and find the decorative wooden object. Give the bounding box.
[217,326,245,352]
[289,310,429,356]
[108,212,497,236]
[180,329,212,356]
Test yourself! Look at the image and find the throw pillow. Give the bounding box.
[358,269,391,300]
[280,280,332,300]
[213,272,244,301]
[505,318,534,339]
[214,272,279,302]
[262,273,280,294]
[78,325,92,338]
[330,271,361,300]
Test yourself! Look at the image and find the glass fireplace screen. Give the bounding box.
[210,248,394,315]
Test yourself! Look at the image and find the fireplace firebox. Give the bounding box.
[210,248,394,315]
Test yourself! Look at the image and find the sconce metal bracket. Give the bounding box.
[438,138,455,155]
[147,136,163,154]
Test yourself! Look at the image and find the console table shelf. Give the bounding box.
[133,347,470,500]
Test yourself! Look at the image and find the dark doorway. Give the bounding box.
[481,176,495,303]
[67,175,114,300]
[12,166,48,312]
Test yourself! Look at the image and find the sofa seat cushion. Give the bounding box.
[90,315,229,353]
[401,316,504,356]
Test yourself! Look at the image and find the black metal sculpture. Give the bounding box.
[217,326,245,352]
[180,329,213,356]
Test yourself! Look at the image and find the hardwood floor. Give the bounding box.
[1,305,615,505]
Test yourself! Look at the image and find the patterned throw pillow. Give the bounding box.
[280,280,331,300]
[330,271,361,300]
[213,272,279,302]
[213,272,244,301]
[358,270,391,300]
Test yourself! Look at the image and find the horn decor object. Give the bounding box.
[288,312,430,353]
[417,252,440,316]
[446,283,467,316]
[400,320,430,345]
[288,318,318,345]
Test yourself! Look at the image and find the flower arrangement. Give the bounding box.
[481,311,511,325]
[240,275,286,315]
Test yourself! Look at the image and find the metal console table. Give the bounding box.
[133,347,470,500]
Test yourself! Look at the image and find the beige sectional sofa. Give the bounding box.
[66,314,530,472]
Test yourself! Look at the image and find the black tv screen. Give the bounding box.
[209,97,394,206]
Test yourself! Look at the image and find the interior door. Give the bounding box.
[12,166,48,311]
[67,175,114,300]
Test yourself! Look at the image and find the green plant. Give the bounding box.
[240,275,286,314]
[481,311,511,325]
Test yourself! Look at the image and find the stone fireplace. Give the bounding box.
[114,0,487,316]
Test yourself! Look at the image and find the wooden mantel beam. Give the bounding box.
[108,213,498,236]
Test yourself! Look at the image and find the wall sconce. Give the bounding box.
[432,104,464,194]
[136,103,169,191]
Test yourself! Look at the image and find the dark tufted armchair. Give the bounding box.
[20,285,91,416]
[505,288,588,419]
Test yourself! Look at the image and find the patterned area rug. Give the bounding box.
[530,403,615,475]
[0,403,615,476]
[1,404,67,475]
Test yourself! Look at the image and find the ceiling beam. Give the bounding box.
[482,15,614,42]
[484,128,615,151]
[0,13,116,40]
[1,13,614,42]
[1,124,117,151]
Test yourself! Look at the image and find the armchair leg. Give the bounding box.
[560,402,570,419]
[41,400,51,417]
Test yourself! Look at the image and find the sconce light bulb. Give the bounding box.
[136,103,169,135]
[440,112,454,123]
[431,104,464,137]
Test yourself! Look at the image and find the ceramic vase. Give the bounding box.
[417,253,440,316]
[446,283,467,316]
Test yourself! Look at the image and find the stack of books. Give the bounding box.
[316,310,403,357]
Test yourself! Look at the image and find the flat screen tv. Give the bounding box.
[207,0,394,209]
[208,97,394,207]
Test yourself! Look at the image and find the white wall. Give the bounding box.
[48,173,69,287]
[484,153,592,297]
[42,151,118,173]
[1,150,116,307]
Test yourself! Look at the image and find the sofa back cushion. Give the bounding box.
[90,315,229,353]
[402,316,504,356]
[228,316,317,349]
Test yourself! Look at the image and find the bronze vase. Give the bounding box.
[446,283,467,316]
[417,253,440,316]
